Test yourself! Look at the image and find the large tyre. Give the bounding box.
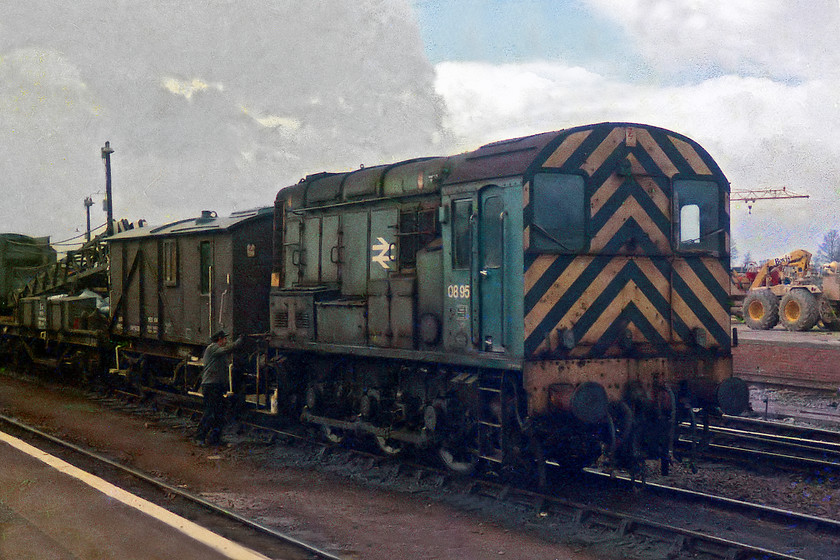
[819,298,840,331]
[743,290,779,330]
[779,289,819,331]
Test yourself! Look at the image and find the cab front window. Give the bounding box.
[530,173,586,252]
[674,179,722,253]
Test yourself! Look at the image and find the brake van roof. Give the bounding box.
[106,207,272,242]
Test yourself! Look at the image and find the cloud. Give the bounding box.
[434,59,840,259]
[238,105,301,132]
[0,48,107,237]
[0,1,446,245]
[584,0,840,81]
[161,77,223,100]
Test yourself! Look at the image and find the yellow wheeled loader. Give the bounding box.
[740,249,840,331]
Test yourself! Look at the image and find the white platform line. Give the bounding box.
[0,431,272,560]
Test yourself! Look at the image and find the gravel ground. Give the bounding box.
[748,384,840,428]
[2,370,840,559]
[0,371,603,560]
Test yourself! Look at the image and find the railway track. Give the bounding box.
[101,386,840,560]
[0,411,341,560]
[6,372,840,559]
[678,414,840,473]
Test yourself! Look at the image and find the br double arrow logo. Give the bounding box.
[371,237,394,269]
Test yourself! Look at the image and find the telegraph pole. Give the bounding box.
[101,141,114,236]
[84,196,93,242]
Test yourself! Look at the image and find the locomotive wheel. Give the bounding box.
[321,425,346,444]
[436,417,478,473]
[742,290,779,330]
[779,289,819,331]
[502,433,547,488]
[11,339,30,371]
[438,446,478,475]
[375,435,404,457]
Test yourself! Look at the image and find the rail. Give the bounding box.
[683,414,840,473]
[0,412,341,560]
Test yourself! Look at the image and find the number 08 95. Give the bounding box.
[447,284,470,299]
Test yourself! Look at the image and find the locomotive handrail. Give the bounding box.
[499,209,507,347]
[469,212,479,346]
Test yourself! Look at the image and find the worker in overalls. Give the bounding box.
[195,330,244,445]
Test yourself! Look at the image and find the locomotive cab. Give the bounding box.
[517,125,747,471]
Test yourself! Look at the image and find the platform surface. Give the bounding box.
[733,323,840,390]
[735,325,840,347]
[0,431,270,560]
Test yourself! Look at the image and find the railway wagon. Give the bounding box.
[107,208,273,392]
[270,122,748,474]
[0,234,56,314]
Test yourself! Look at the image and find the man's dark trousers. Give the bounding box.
[197,383,226,444]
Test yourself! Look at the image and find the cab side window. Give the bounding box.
[398,207,439,271]
[482,195,504,268]
[452,199,472,269]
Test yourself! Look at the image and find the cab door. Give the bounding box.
[477,186,506,352]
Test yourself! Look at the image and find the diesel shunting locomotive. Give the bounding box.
[267,122,748,474]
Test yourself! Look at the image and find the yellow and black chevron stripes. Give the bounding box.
[589,155,669,217]
[521,123,730,359]
[669,135,713,176]
[523,254,731,358]
[542,130,590,168]
[578,127,626,176]
[525,126,726,259]
[670,257,730,344]
[542,126,709,179]
[525,255,670,357]
[589,196,671,253]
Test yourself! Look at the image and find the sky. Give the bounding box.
[1,0,839,263]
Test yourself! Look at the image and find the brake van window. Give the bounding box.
[674,179,721,253]
[531,173,586,252]
[163,240,178,287]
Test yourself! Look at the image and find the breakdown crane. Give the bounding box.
[730,187,809,213]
